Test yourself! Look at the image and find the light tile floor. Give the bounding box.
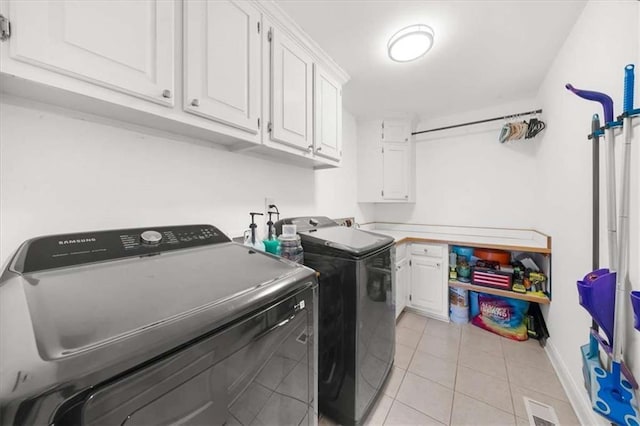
[320,312,580,426]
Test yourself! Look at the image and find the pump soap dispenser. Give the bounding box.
[263,207,281,255]
[244,212,265,251]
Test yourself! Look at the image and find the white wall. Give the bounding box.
[373,98,542,228]
[0,97,370,265]
[315,112,374,221]
[535,1,639,423]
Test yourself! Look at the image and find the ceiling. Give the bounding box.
[277,0,587,120]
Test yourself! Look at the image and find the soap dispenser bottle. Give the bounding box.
[263,209,281,255]
[244,212,265,251]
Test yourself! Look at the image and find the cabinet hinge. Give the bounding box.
[381,190,384,197]
[382,147,384,154]
[409,294,412,301]
[0,14,11,42]
[267,122,273,132]
[267,29,273,42]
[257,22,261,34]
[409,260,412,267]
[257,118,261,129]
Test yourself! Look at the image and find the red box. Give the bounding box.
[472,267,513,290]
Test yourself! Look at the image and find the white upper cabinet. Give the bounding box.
[5,0,175,105]
[0,0,349,166]
[184,0,261,135]
[313,64,342,161]
[269,26,314,152]
[382,143,409,200]
[357,119,415,202]
[383,120,411,143]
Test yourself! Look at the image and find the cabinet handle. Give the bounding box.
[307,145,313,152]
[317,146,322,151]
[436,263,441,268]
[405,195,409,199]
[424,248,429,253]
[191,99,200,107]
[162,89,172,99]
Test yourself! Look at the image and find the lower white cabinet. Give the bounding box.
[407,243,449,321]
[395,257,409,320]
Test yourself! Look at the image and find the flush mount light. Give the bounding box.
[387,24,434,62]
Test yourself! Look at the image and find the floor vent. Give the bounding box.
[523,397,560,426]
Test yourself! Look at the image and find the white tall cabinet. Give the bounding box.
[4,0,175,106]
[183,0,261,135]
[357,119,415,203]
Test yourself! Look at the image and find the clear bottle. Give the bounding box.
[278,224,303,264]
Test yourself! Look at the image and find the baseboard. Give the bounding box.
[544,338,607,426]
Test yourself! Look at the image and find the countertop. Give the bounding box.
[361,223,551,254]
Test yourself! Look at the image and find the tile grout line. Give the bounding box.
[501,337,518,419]
[448,325,464,425]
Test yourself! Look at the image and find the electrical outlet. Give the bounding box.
[265,197,275,217]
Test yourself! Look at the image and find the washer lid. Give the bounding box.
[299,226,394,257]
[15,242,312,360]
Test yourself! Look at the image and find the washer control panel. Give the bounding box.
[15,225,230,273]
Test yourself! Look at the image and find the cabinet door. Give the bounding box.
[396,258,409,319]
[270,27,314,151]
[7,0,174,106]
[313,64,342,161]
[184,0,260,135]
[383,120,410,143]
[410,256,446,315]
[382,144,409,200]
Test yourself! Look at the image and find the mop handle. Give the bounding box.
[565,84,615,123]
[612,64,635,366]
[624,64,635,113]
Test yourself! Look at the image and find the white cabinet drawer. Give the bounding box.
[396,243,407,261]
[410,243,444,258]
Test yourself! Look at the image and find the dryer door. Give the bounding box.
[81,286,317,426]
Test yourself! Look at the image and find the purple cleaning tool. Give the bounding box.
[577,269,616,345]
[632,291,640,331]
[565,84,614,123]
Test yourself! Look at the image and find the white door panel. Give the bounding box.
[9,0,175,105]
[314,64,341,161]
[383,144,408,200]
[383,120,410,143]
[270,27,313,150]
[410,256,445,314]
[184,0,260,134]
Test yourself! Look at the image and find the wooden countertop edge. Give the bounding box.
[448,280,551,304]
[394,236,552,254]
[361,222,552,251]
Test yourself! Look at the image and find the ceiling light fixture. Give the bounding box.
[387,24,435,63]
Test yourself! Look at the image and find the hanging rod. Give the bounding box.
[412,108,543,136]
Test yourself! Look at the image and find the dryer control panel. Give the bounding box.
[14,225,230,273]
